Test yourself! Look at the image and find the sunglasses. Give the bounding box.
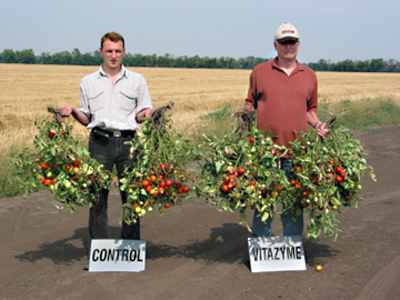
[279,40,298,45]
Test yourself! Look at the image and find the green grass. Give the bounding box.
[318,97,400,131]
[2,97,400,198]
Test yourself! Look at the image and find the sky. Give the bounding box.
[1,0,399,63]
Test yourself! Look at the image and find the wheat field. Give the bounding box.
[1,63,400,158]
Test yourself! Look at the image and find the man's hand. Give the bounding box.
[315,122,329,139]
[60,105,74,117]
[59,105,90,126]
[136,108,155,123]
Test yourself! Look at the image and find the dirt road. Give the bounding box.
[1,124,399,300]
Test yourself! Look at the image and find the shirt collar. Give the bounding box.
[272,57,304,73]
[98,65,127,79]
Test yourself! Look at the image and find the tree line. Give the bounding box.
[0,48,399,72]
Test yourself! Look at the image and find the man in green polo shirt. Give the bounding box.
[245,23,328,237]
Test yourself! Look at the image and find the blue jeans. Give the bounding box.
[88,131,140,240]
[251,158,304,237]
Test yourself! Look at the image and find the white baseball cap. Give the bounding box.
[274,22,300,42]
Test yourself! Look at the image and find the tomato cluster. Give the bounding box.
[283,125,374,240]
[120,109,194,224]
[123,163,191,221]
[194,124,288,222]
[12,114,110,211]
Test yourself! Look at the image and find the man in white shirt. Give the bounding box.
[60,32,154,252]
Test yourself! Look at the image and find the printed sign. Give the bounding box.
[248,236,306,272]
[89,239,146,272]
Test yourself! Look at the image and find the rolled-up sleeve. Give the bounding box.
[78,79,91,118]
[136,75,153,114]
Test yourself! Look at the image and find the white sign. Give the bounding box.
[89,239,146,272]
[248,236,306,272]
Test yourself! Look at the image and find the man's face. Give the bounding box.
[100,39,125,71]
[274,40,300,62]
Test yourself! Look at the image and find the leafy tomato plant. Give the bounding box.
[120,103,195,224]
[12,110,110,211]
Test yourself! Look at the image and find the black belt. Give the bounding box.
[92,127,136,138]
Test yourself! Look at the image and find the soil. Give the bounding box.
[1,124,399,300]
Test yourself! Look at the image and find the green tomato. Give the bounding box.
[64,181,71,188]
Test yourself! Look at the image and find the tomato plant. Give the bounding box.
[120,102,195,224]
[193,111,376,241]
[11,109,111,212]
[285,123,376,241]
[192,110,288,225]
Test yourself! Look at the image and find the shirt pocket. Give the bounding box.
[119,89,138,112]
[87,89,104,112]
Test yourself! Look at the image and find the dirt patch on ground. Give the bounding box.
[1,124,399,300]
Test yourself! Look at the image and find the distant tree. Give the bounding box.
[92,50,103,65]
[71,48,82,65]
[51,51,72,65]
[38,52,52,64]
[15,49,36,64]
[370,58,384,72]
[1,49,16,63]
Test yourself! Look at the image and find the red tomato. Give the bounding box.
[176,182,182,189]
[183,186,190,193]
[249,137,255,143]
[49,132,55,139]
[160,163,167,172]
[166,179,173,186]
[41,163,50,170]
[238,167,245,176]
[164,203,170,208]
[150,175,157,182]
[336,176,343,182]
[340,172,346,179]
[146,186,152,193]
[336,166,343,174]
[73,161,80,167]
[294,166,302,172]
[159,181,166,188]
[223,185,229,192]
[142,179,150,187]
[290,179,296,186]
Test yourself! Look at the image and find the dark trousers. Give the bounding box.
[88,131,140,240]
